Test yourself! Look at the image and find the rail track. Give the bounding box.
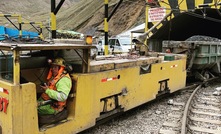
[159,78,221,134]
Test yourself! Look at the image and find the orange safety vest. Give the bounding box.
[41,66,71,111]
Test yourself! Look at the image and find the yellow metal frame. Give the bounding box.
[21,21,44,40]
[0,14,22,37]
[0,81,38,134]
[43,56,186,134]
[0,9,187,131]
[0,48,186,134]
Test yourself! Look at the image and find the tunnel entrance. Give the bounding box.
[149,8,221,41]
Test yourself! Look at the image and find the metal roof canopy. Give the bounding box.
[0,42,96,51]
[0,40,95,74]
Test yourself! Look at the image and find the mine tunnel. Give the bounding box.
[150,8,221,40]
[148,8,221,51]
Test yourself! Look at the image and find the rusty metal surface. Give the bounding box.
[0,42,96,51]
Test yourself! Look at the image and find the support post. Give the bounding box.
[104,0,109,55]
[51,0,56,39]
[145,2,150,46]
[13,48,20,85]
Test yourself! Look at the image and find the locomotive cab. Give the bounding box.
[0,40,96,133]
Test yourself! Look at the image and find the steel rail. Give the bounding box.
[181,77,218,134]
[181,84,201,134]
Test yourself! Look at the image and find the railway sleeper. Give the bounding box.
[189,116,221,125]
[171,107,183,111]
[168,113,182,118]
[171,102,185,106]
[196,97,220,102]
[197,95,220,98]
[191,109,221,117]
[159,129,180,134]
[193,99,220,106]
[192,104,220,111]
[188,125,221,134]
[163,122,180,128]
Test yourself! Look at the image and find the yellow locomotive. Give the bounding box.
[1,0,221,133]
[0,38,186,134]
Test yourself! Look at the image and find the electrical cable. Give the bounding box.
[178,0,185,7]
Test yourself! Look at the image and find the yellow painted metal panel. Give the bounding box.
[159,0,171,15]
[104,45,109,55]
[0,82,13,134]
[41,74,99,134]
[11,85,23,134]
[39,57,186,134]
[0,82,38,134]
[156,23,163,29]
[195,0,203,7]
[145,6,149,32]
[72,57,186,112]
[0,55,186,134]
[179,0,188,11]
[50,13,56,30]
[104,18,108,32]
[21,83,39,134]
[13,50,20,85]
